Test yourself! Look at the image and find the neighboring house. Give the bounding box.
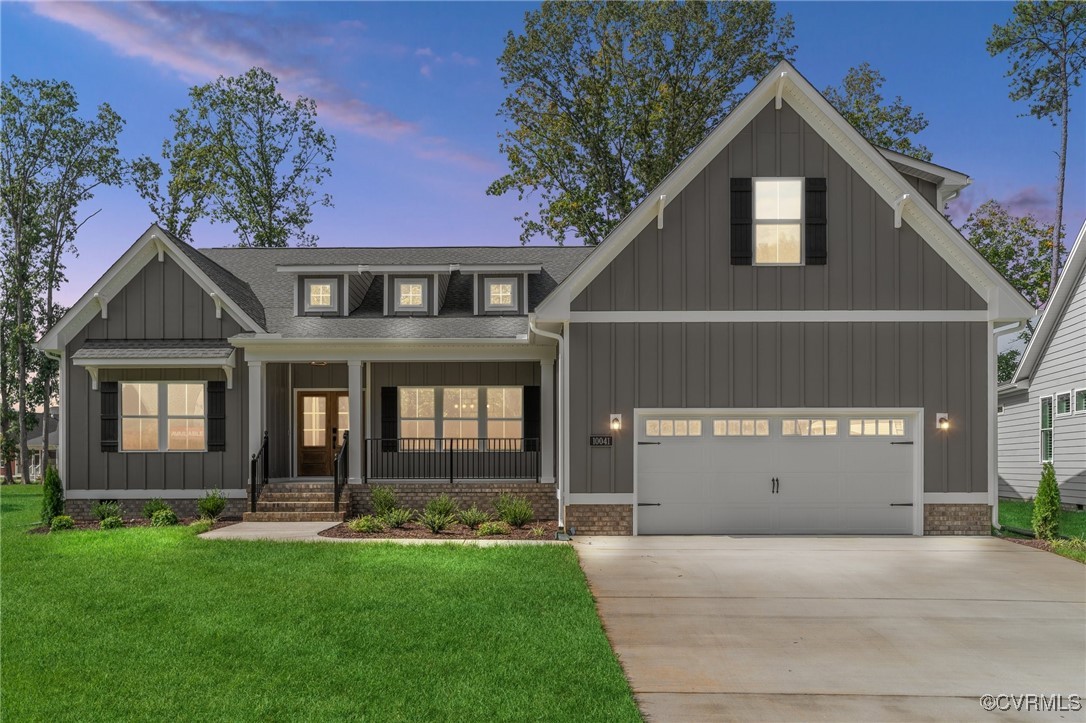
[998,221,1086,508]
[6,407,59,481]
[38,61,1033,534]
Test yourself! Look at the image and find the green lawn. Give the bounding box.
[1,486,640,722]
[998,498,1086,539]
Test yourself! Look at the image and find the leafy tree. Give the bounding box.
[151,67,336,247]
[988,1,1086,297]
[41,464,63,525]
[823,63,932,161]
[488,1,795,245]
[1032,462,1061,540]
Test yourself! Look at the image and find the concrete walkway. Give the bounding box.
[199,521,563,545]
[576,536,1086,722]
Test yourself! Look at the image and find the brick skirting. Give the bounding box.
[65,497,246,522]
[565,504,633,536]
[924,503,991,535]
[347,481,557,519]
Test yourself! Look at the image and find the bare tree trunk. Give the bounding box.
[0,311,13,485]
[16,292,29,484]
[1051,87,1068,299]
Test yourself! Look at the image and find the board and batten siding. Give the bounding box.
[998,268,1086,505]
[64,254,248,491]
[570,321,989,495]
[571,101,985,313]
[265,362,350,478]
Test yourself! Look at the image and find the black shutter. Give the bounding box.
[381,387,398,452]
[730,178,753,265]
[100,381,118,452]
[207,381,226,451]
[805,178,827,265]
[523,386,541,452]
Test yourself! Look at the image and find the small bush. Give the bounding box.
[198,489,228,520]
[381,507,412,529]
[142,498,170,519]
[41,466,64,526]
[425,494,458,517]
[100,516,124,530]
[476,521,509,537]
[458,505,491,530]
[150,508,179,527]
[417,509,456,534]
[49,515,75,532]
[347,515,386,533]
[1032,462,1061,541]
[92,500,121,521]
[530,525,548,539]
[371,486,397,516]
[189,518,214,534]
[496,495,534,528]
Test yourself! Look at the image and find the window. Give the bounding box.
[711,419,768,436]
[1040,397,1053,463]
[302,395,326,447]
[399,387,436,448]
[484,277,517,311]
[1056,392,1072,417]
[394,278,427,312]
[121,382,205,452]
[645,418,703,437]
[754,179,803,265]
[848,418,906,436]
[487,388,523,448]
[397,387,524,450]
[781,418,839,436]
[443,388,479,448]
[304,278,337,312]
[997,405,1005,416]
[1076,389,1086,414]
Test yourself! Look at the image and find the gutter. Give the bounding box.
[528,315,565,531]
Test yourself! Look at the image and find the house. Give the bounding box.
[25,406,60,480]
[37,61,1033,533]
[998,221,1086,508]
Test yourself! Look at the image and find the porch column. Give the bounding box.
[540,358,555,484]
[348,360,364,484]
[247,360,264,482]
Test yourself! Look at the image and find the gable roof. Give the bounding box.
[1012,220,1086,384]
[533,61,1035,324]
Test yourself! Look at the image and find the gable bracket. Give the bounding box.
[657,194,667,230]
[150,234,165,262]
[209,292,223,320]
[775,71,788,110]
[893,193,912,229]
[93,293,108,320]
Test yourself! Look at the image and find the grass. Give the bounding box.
[1,486,640,722]
[998,498,1086,539]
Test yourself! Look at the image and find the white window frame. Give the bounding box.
[398,386,524,450]
[394,277,428,312]
[1040,396,1053,463]
[1055,391,1073,418]
[644,418,704,438]
[847,418,907,437]
[753,177,805,267]
[484,277,518,312]
[1074,389,1086,415]
[303,277,338,313]
[120,381,208,453]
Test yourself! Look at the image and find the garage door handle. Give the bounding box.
[890,503,914,507]
[638,441,661,445]
[890,441,914,445]
[637,503,661,507]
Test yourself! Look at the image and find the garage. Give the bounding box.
[635,411,920,535]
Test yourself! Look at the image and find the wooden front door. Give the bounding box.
[297,391,350,477]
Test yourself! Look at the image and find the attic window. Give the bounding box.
[304,278,338,313]
[484,277,517,311]
[395,278,427,312]
[754,179,803,265]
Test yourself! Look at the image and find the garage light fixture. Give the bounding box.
[936,412,950,431]
[609,414,622,431]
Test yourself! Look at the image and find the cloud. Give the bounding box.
[33,2,491,166]
[414,46,479,79]
[948,183,1060,226]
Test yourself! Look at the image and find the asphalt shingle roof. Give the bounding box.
[71,339,236,359]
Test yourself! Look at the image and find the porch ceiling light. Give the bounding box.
[311,361,327,367]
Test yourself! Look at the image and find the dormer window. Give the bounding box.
[754,178,803,265]
[304,278,338,313]
[395,278,427,312]
[484,277,518,312]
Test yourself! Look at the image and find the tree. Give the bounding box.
[1032,462,1061,540]
[488,1,795,245]
[988,1,1086,297]
[823,63,932,161]
[152,67,336,247]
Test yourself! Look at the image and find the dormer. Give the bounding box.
[278,265,373,317]
[460,264,541,316]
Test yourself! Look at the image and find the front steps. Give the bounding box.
[242,481,347,522]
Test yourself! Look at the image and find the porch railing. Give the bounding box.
[333,431,349,513]
[249,430,269,513]
[365,438,540,483]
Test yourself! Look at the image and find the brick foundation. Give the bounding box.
[565,504,633,535]
[924,503,991,535]
[347,482,557,519]
[65,496,246,523]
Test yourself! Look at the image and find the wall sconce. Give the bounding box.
[609,414,622,431]
[936,413,950,431]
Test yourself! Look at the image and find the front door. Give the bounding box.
[297,391,350,477]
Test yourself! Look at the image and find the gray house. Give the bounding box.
[39,62,1033,534]
[998,221,1086,508]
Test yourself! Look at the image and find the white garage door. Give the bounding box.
[636,413,917,535]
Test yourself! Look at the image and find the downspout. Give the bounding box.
[990,319,1028,530]
[528,316,565,530]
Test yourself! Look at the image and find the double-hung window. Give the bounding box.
[398,387,524,450]
[399,387,436,449]
[121,382,206,451]
[486,388,523,449]
[754,179,803,265]
[442,388,479,449]
[1040,396,1053,463]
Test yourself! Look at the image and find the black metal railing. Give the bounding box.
[249,430,269,513]
[365,438,540,483]
[333,431,349,513]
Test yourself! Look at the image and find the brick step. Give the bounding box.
[242,511,346,522]
[256,501,337,512]
[264,483,334,492]
[259,492,336,502]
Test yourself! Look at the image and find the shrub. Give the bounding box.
[142,498,170,519]
[371,486,397,516]
[496,495,534,528]
[198,489,228,520]
[50,515,75,532]
[347,515,386,533]
[151,508,179,527]
[189,518,214,534]
[476,521,509,537]
[1032,462,1061,541]
[41,466,64,526]
[100,516,124,530]
[381,507,413,529]
[458,505,491,530]
[92,500,122,521]
[417,509,456,534]
[425,494,458,518]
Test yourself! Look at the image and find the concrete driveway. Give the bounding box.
[576,536,1085,722]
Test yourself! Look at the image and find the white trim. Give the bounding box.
[569,310,989,324]
[540,358,555,485]
[276,263,544,275]
[248,361,264,484]
[877,147,971,189]
[72,351,236,390]
[752,177,805,267]
[459,264,542,274]
[117,381,208,453]
[1055,391,1074,418]
[567,493,633,505]
[364,361,372,479]
[483,276,519,311]
[59,351,67,488]
[66,488,246,500]
[233,341,553,364]
[1039,395,1054,464]
[924,492,990,504]
[347,361,364,484]
[303,277,339,313]
[1074,388,1086,415]
[988,320,998,525]
[392,277,428,313]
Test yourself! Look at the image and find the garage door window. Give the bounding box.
[712,419,769,436]
[848,418,906,436]
[645,419,702,437]
[781,418,839,436]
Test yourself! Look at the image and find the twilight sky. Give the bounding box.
[2,1,1083,307]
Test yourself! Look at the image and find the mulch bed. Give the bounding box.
[1003,537,1057,553]
[319,519,560,541]
[28,517,242,535]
